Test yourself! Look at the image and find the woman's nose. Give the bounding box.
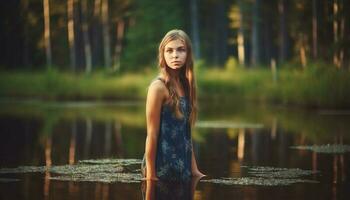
[172,51,179,58]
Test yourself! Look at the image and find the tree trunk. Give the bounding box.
[262,0,274,65]
[339,0,345,68]
[212,4,219,65]
[113,19,125,72]
[43,0,52,69]
[22,0,30,67]
[190,0,200,59]
[343,0,349,69]
[81,0,92,73]
[212,1,228,66]
[251,0,261,66]
[278,0,288,64]
[237,32,245,66]
[237,0,245,66]
[299,33,307,68]
[92,0,102,67]
[333,0,341,68]
[67,0,77,71]
[312,0,318,59]
[218,2,228,65]
[101,0,111,69]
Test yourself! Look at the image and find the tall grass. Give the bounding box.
[0,69,153,101]
[0,63,349,108]
[198,62,350,108]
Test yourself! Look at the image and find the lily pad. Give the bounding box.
[201,177,318,186]
[50,164,124,175]
[50,172,142,183]
[290,144,350,154]
[78,158,141,165]
[0,159,143,183]
[201,166,318,186]
[244,166,317,179]
[48,162,142,183]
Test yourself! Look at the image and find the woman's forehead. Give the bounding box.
[165,39,186,48]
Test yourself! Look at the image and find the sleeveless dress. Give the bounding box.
[142,79,192,181]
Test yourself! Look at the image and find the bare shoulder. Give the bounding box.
[147,79,168,101]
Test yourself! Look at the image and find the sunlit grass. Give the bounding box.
[0,69,154,100]
[198,63,350,108]
[0,63,349,108]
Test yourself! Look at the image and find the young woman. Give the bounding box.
[142,29,205,181]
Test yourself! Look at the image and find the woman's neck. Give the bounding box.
[167,67,181,81]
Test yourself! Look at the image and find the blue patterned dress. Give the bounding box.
[142,86,192,181]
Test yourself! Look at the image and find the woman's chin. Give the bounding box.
[169,65,183,70]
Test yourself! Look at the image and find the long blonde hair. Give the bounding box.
[158,29,197,126]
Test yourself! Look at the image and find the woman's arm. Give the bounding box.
[191,141,205,178]
[144,81,166,180]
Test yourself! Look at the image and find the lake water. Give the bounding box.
[0,99,349,200]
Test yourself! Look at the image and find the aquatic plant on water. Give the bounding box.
[201,166,319,186]
[0,159,143,184]
[290,144,350,154]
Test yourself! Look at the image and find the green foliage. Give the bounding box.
[225,56,240,71]
[0,69,153,101]
[197,63,350,108]
[0,62,349,109]
[274,63,350,108]
[121,0,185,71]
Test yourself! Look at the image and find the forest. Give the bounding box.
[1,2,350,199]
[1,0,349,70]
[0,0,349,107]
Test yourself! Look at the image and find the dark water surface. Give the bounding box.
[0,99,349,200]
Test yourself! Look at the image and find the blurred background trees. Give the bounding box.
[0,0,349,72]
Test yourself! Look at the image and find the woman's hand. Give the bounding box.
[192,170,206,178]
[191,148,206,179]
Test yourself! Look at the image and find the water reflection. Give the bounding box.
[237,128,245,160]
[0,101,350,199]
[141,176,201,200]
[44,136,51,200]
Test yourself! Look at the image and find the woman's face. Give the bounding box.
[164,39,187,70]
